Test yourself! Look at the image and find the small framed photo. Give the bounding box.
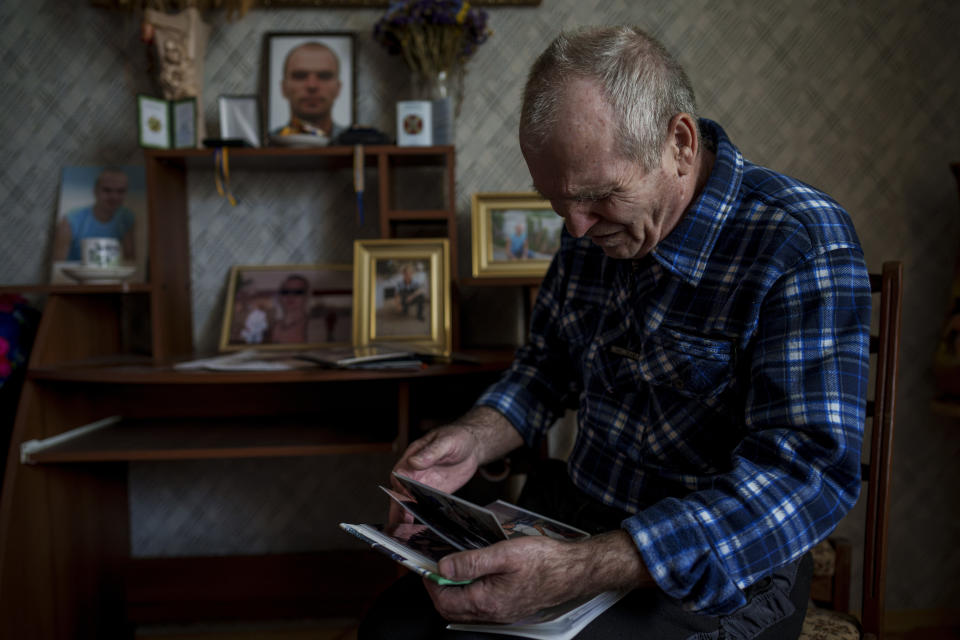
[353,239,451,356]
[262,31,356,145]
[470,192,563,279]
[137,94,196,149]
[218,94,260,147]
[219,264,353,351]
[49,165,148,285]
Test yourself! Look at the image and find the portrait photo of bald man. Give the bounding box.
[263,32,355,145]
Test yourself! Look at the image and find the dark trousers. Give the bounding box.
[358,460,812,640]
[400,291,425,320]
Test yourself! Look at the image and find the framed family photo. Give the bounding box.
[49,165,148,285]
[352,239,451,355]
[262,31,356,145]
[219,264,353,351]
[470,192,563,279]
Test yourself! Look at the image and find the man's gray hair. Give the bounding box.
[520,26,698,172]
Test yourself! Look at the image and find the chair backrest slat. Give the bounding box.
[860,261,902,638]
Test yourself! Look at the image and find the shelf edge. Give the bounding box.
[21,415,122,464]
[28,442,396,464]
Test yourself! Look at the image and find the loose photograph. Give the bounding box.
[220,264,353,351]
[471,192,563,279]
[49,165,148,285]
[263,31,356,145]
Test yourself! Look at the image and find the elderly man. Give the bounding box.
[273,41,346,140]
[360,26,870,640]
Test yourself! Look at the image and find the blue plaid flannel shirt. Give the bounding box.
[477,120,871,615]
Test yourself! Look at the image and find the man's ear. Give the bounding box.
[668,113,699,175]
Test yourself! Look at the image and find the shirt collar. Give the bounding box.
[650,119,744,286]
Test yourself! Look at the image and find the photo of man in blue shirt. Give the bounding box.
[52,167,136,264]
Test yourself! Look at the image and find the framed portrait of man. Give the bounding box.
[352,239,451,356]
[49,165,148,285]
[262,31,356,146]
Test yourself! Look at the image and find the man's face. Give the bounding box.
[281,46,342,125]
[521,78,686,261]
[279,277,308,314]
[94,172,128,216]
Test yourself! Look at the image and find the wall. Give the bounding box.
[1,0,959,615]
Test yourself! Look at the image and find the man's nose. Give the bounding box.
[559,202,598,238]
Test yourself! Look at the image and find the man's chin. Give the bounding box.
[295,106,329,119]
[592,236,643,260]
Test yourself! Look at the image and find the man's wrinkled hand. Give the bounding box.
[387,424,482,525]
[424,536,586,623]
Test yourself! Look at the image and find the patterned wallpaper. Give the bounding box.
[2,0,960,614]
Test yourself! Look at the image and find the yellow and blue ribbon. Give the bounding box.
[214,147,237,206]
[353,144,365,225]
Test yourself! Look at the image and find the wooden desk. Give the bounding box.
[0,353,512,637]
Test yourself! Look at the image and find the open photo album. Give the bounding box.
[340,473,628,639]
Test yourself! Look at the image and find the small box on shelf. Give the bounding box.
[396,99,452,146]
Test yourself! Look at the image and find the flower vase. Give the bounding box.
[410,68,462,145]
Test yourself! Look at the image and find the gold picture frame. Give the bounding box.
[470,192,562,279]
[219,263,353,351]
[353,239,451,355]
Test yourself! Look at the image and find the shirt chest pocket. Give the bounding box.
[602,329,736,403]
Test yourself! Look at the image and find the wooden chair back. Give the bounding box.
[860,260,903,638]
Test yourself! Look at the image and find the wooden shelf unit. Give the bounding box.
[0,145,506,638]
[142,144,458,360]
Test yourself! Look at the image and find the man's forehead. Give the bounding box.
[287,47,338,71]
[523,85,618,165]
[98,173,128,187]
[524,138,624,197]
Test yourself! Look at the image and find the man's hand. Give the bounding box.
[388,407,523,525]
[388,424,482,525]
[424,529,654,623]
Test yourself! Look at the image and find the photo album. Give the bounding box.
[340,473,628,640]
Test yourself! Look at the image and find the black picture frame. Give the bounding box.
[261,31,357,145]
